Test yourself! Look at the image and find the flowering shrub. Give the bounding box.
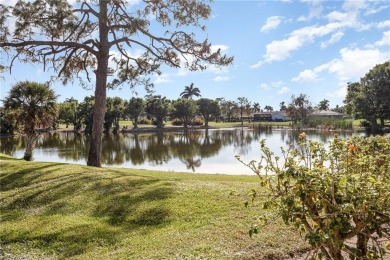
[238,134,390,259]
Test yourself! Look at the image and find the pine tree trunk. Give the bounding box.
[87,1,109,167]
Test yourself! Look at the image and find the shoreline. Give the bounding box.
[1,124,366,137]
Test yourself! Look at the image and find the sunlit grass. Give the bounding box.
[0,153,308,259]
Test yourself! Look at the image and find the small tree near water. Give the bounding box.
[237,134,390,259]
[3,81,58,161]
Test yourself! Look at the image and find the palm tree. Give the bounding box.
[180,83,201,99]
[253,102,261,113]
[317,99,330,111]
[3,81,58,161]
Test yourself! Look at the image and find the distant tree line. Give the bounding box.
[1,61,388,160]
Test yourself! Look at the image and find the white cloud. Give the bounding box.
[327,48,389,81]
[259,83,270,91]
[278,87,290,94]
[342,0,367,11]
[292,69,319,82]
[258,81,286,91]
[298,0,324,21]
[260,16,284,32]
[252,4,376,67]
[263,35,303,62]
[294,47,390,86]
[154,73,171,84]
[335,86,347,98]
[373,31,390,47]
[250,60,264,69]
[320,31,344,49]
[365,4,390,16]
[377,20,390,28]
[213,76,230,82]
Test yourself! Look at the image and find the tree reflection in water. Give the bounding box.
[0,129,355,174]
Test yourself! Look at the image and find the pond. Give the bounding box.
[0,128,358,175]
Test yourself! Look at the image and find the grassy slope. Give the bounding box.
[0,153,308,259]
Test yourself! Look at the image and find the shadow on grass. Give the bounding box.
[0,160,175,258]
[0,163,66,191]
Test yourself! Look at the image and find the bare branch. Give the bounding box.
[0,40,97,56]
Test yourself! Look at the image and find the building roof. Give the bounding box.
[254,111,289,116]
[309,110,345,116]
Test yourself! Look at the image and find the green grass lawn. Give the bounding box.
[0,153,308,259]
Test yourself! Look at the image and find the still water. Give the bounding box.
[0,128,357,175]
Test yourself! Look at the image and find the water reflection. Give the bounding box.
[0,128,356,174]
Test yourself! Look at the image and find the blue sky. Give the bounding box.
[1,0,389,111]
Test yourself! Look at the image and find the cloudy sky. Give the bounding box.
[1,0,389,110]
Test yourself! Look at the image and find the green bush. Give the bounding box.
[237,134,390,259]
[307,118,353,130]
[138,118,151,125]
[171,118,183,126]
[190,118,204,126]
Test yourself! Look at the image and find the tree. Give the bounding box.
[344,61,390,131]
[0,0,233,167]
[264,105,273,112]
[287,94,312,125]
[221,100,238,121]
[0,107,14,135]
[171,99,198,128]
[332,105,345,114]
[104,97,124,134]
[3,81,57,161]
[317,99,330,111]
[237,97,250,126]
[78,96,95,134]
[145,96,171,128]
[124,97,145,129]
[197,98,220,127]
[279,101,287,111]
[253,102,261,113]
[58,97,82,130]
[180,83,201,99]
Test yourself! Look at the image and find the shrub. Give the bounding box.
[307,118,353,130]
[237,134,390,259]
[190,118,204,126]
[138,118,151,125]
[171,118,183,126]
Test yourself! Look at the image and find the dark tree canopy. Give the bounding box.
[171,98,198,128]
[344,61,390,131]
[3,81,58,160]
[197,98,220,127]
[317,99,330,111]
[0,0,233,167]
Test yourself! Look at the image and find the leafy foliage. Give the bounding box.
[58,98,82,130]
[145,96,171,128]
[180,83,201,99]
[344,61,390,131]
[0,0,233,167]
[124,97,145,129]
[171,99,198,128]
[0,108,14,135]
[104,97,124,134]
[2,81,58,160]
[238,134,390,259]
[287,94,312,125]
[197,98,220,127]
